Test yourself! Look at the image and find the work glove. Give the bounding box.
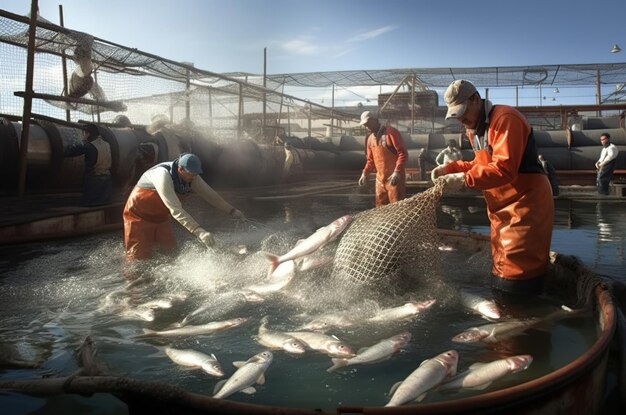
[441,172,466,193]
[230,209,246,221]
[430,165,446,183]
[358,173,367,187]
[196,229,215,248]
[388,171,400,186]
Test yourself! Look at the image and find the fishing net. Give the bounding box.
[332,180,445,291]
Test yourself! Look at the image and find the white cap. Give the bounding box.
[359,111,377,126]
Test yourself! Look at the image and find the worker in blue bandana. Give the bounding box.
[123,153,245,260]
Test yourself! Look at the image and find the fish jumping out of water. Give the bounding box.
[327,332,411,372]
[385,349,459,407]
[244,260,296,296]
[264,215,352,272]
[213,351,273,399]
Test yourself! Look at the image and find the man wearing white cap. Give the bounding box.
[432,80,553,295]
[123,153,245,260]
[357,111,407,207]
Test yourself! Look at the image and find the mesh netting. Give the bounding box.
[332,181,445,291]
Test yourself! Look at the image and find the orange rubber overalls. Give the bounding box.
[362,125,407,207]
[443,105,553,284]
[123,186,181,260]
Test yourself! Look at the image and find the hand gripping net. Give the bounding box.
[332,181,445,291]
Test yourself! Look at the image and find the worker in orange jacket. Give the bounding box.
[357,111,407,207]
[431,80,553,295]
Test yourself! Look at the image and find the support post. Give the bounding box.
[59,5,70,122]
[18,0,39,197]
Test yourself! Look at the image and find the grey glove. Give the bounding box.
[230,209,246,221]
[388,171,400,186]
[441,172,466,192]
[430,165,446,183]
[358,173,367,187]
[196,229,215,248]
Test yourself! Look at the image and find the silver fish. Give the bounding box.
[368,300,436,323]
[438,354,533,391]
[296,254,334,273]
[459,290,502,320]
[245,260,296,295]
[213,351,273,399]
[385,350,459,407]
[265,215,351,271]
[451,319,540,344]
[327,332,411,372]
[164,346,224,377]
[452,305,582,344]
[255,316,306,354]
[136,317,248,338]
[299,313,355,332]
[285,331,355,357]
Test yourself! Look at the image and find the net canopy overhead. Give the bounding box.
[267,64,626,89]
[0,9,353,129]
[332,181,446,294]
[2,9,625,130]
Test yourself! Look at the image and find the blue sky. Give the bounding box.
[4,0,623,74]
[2,0,625,106]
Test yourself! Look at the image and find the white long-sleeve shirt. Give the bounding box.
[597,143,618,168]
[138,166,234,234]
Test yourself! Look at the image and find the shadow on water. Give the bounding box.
[0,196,624,413]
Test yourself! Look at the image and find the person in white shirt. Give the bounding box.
[122,153,245,260]
[435,139,463,166]
[595,133,619,195]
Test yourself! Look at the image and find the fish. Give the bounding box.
[296,254,334,273]
[298,313,355,332]
[135,317,248,339]
[255,316,306,354]
[459,290,502,320]
[213,351,273,399]
[244,260,296,295]
[451,319,539,344]
[264,215,352,272]
[239,290,266,303]
[367,300,436,323]
[164,346,224,377]
[327,332,411,372]
[438,354,533,392]
[75,336,105,376]
[285,331,355,357]
[385,350,459,407]
[452,305,583,344]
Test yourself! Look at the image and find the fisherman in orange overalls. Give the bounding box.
[123,153,245,261]
[431,80,553,295]
[357,111,407,207]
